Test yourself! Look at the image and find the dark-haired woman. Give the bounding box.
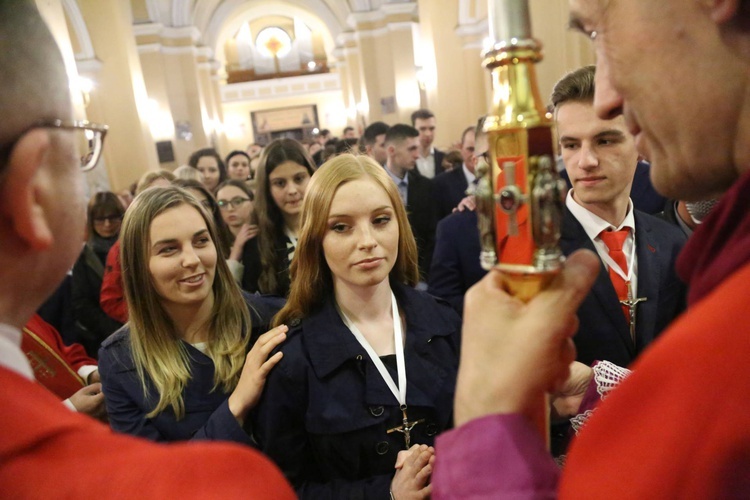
[226,150,252,181]
[71,192,125,356]
[250,138,316,296]
[188,148,226,193]
[216,179,260,289]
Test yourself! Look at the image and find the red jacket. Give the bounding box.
[99,240,128,323]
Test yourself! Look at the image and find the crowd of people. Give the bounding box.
[3,0,750,497]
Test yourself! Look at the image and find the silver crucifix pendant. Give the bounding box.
[387,405,425,449]
[620,285,647,341]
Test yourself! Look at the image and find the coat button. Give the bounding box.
[425,423,438,436]
[288,318,301,327]
[356,354,363,361]
[375,441,389,455]
[369,405,384,417]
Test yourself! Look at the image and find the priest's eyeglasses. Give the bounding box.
[0,120,108,172]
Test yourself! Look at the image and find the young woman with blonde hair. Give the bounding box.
[98,187,286,443]
[252,154,460,498]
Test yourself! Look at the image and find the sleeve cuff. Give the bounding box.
[78,365,98,383]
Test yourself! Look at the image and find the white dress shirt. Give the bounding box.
[566,190,638,295]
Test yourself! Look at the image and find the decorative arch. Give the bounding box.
[206,0,343,65]
[61,0,95,60]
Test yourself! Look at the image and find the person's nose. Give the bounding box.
[577,143,598,170]
[593,52,624,120]
[357,224,377,250]
[181,245,200,268]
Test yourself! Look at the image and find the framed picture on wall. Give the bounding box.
[251,104,319,145]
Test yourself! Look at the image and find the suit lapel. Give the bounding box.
[633,212,660,350]
[561,209,635,355]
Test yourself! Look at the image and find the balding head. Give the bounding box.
[0,0,71,155]
[0,1,86,328]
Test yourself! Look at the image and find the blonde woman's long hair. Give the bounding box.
[120,186,251,419]
[274,154,419,327]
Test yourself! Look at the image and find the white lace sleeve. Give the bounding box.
[570,361,631,434]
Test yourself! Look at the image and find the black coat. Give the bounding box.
[428,209,485,315]
[241,231,291,297]
[433,167,469,221]
[71,244,123,356]
[406,171,437,281]
[252,283,460,499]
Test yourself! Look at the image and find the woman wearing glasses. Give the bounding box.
[98,186,287,444]
[251,139,316,296]
[215,180,260,290]
[71,191,126,356]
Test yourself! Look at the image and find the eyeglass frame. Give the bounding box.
[217,197,252,210]
[93,214,123,224]
[0,119,108,172]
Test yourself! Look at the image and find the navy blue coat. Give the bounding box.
[98,293,283,444]
[428,210,484,314]
[433,167,469,221]
[560,209,687,366]
[252,283,461,499]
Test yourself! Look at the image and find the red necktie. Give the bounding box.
[599,228,630,321]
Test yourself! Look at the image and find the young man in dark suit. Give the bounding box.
[433,125,477,220]
[384,124,436,282]
[552,65,686,367]
[411,108,445,179]
[430,66,685,371]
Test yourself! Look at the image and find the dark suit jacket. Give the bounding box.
[433,148,446,177]
[406,170,437,280]
[561,161,666,215]
[428,210,485,314]
[428,206,686,368]
[433,167,469,220]
[561,209,687,367]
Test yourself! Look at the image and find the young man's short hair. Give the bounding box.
[550,65,596,111]
[361,121,390,147]
[410,109,435,126]
[385,124,420,145]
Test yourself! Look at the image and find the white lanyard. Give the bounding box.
[600,229,636,283]
[337,292,406,407]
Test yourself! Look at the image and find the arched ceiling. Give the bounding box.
[138,1,403,64]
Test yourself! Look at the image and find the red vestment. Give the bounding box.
[0,366,295,498]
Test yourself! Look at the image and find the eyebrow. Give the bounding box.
[152,228,209,249]
[559,129,626,142]
[327,206,393,219]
